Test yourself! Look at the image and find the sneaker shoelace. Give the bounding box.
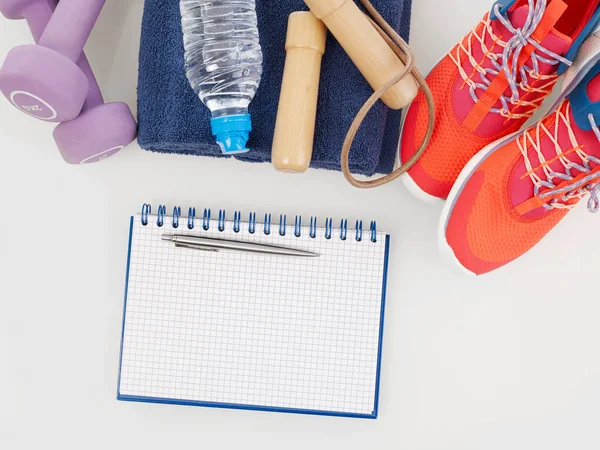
[450,0,572,121]
[517,100,600,213]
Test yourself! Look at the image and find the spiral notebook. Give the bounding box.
[118,204,391,419]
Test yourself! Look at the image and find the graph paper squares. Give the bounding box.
[119,214,389,417]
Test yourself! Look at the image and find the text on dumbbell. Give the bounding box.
[21,104,43,112]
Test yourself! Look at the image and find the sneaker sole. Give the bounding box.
[402,170,446,205]
[398,101,446,205]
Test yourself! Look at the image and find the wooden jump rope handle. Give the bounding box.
[307,0,435,188]
[272,12,327,173]
[304,0,419,110]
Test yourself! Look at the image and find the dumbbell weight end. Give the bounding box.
[0,44,88,122]
[53,102,137,165]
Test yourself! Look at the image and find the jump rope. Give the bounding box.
[340,0,435,189]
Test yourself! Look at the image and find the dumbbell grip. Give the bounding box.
[38,0,106,64]
[26,0,104,110]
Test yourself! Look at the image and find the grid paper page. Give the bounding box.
[119,214,389,417]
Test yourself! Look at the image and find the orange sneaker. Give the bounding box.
[440,37,600,276]
[401,0,600,203]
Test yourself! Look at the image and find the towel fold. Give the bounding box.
[137,0,413,176]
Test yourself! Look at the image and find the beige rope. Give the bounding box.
[340,0,435,189]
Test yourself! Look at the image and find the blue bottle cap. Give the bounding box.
[210,114,253,155]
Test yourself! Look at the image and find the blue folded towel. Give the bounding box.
[137,0,413,176]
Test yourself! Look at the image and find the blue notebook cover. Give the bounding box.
[118,206,391,419]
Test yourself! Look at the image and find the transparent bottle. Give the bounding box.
[180,0,263,154]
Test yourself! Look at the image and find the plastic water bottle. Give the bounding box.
[180,0,263,155]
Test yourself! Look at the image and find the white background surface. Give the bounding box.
[1,0,599,449]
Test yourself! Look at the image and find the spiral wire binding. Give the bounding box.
[139,204,378,243]
[325,218,333,240]
[172,207,181,229]
[264,214,272,235]
[141,204,151,226]
[279,215,287,236]
[218,210,226,232]
[157,205,166,227]
[233,211,241,233]
[188,207,196,230]
[248,212,256,234]
[310,217,318,239]
[340,220,348,241]
[370,221,377,243]
[356,220,363,242]
[294,216,302,238]
[203,209,211,231]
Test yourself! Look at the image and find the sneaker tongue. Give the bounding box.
[570,72,600,132]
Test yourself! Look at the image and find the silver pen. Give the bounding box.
[162,234,319,257]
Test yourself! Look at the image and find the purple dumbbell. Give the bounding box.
[0,0,137,164]
[0,0,105,122]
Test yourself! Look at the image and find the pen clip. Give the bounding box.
[175,243,220,253]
